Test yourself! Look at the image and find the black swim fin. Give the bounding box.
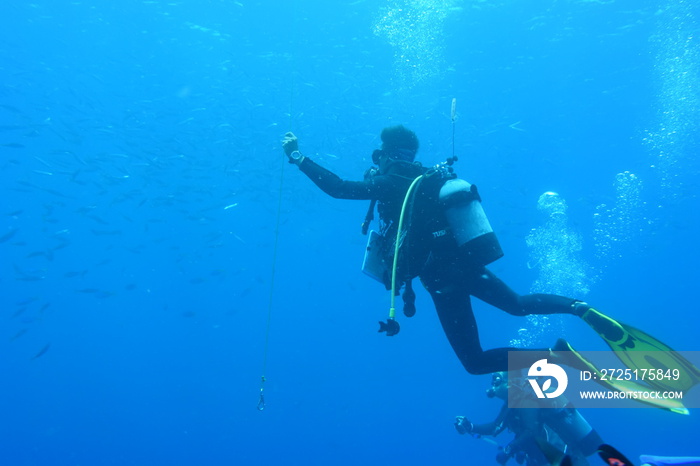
[558,456,573,466]
[598,444,635,466]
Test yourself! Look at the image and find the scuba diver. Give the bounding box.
[454,371,603,466]
[280,126,700,386]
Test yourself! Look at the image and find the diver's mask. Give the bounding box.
[486,372,506,398]
[372,148,416,165]
[371,149,384,165]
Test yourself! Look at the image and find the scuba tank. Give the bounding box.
[544,404,602,457]
[439,178,503,266]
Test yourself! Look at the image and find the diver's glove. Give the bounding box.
[282,132,304,165]
[454,416,473,435]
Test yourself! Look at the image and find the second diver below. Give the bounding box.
[455,371,603,466]
[281,125,700,389]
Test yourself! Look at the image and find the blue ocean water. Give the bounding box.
[1,1,699,465]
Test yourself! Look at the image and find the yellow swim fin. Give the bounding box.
[553,339,689,415]
[581,308,700,393]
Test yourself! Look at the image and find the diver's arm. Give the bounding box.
[281,131,392,200]
[476,403,509,436]
[470,420,501,436]
[456,404,509,437]
[298,157,391,200]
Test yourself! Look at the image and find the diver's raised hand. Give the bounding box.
[454,416,473,435]
[281,132,303,165]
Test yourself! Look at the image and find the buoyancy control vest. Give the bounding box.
[362,160,503,290]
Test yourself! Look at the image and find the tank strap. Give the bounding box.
[361,199,377,235]
[442,183,482,207]
[470,184,483,202]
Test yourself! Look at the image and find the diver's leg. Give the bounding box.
[470,267,581,317]
[448,267,598,372]
[468,269,631,349]
[426,283,490,373]
[425,279,551,374]
[468,271,659,374]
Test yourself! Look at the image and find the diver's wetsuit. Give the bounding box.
[469,389,600,466]
[298,157,579,375]
[472,403,552,466]
[299,156,423,222]
[472,402,594,466]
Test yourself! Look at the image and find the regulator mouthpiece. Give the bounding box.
[378,318,400,336]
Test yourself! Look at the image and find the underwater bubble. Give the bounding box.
[536,191,567,217]
[509,316,557,349]
[373,0,461,88]
[644,1,700,195]
[520,192,591,347]
[593,172,644,263]
[527,192,589,297]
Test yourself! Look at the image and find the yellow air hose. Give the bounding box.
[388,174,424,319]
